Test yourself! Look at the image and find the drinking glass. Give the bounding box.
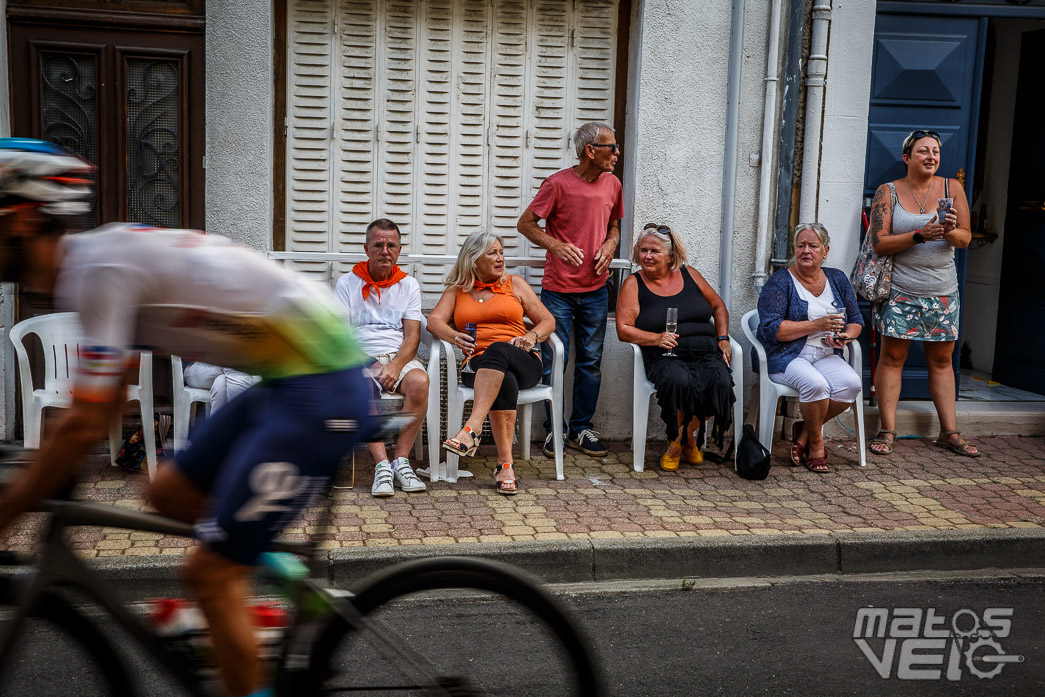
[461,322,478,373]
[664,308,678,357]
[830,300,844,338]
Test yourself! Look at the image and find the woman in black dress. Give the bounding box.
[616,224,734,471]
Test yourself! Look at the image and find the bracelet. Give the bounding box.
[717,335,729,342]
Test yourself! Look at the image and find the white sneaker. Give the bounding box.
[392,457,427,492]
[371,461,394,497]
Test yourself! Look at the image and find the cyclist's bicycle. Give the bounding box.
[0,443,602,696]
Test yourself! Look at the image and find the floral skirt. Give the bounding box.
[873,288,960,341]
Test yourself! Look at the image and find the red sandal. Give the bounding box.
[494,463,518,495]
[789,421,807,466]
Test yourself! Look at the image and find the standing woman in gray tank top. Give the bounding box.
[866,130,980,458]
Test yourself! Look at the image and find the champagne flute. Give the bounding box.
[664,307,678,357]
[461,322,478,373]
[830,300,844,339]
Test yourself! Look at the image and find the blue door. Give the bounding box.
[859,13,986,399]
[993,29,1045,395]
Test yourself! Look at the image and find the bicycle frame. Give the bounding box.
[0,500,218,695]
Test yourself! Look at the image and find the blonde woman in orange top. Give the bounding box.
[428,231,556,495]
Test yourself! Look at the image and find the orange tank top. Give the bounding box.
[453,275,526,358]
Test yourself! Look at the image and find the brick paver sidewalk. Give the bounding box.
[2,436,1043,558]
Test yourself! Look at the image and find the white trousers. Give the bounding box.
[182,362,257,411]
[769,344,861,404]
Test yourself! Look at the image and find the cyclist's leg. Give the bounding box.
[149,379,262,523]
[180,367,371,696]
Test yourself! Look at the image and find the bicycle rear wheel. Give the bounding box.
[0,586,135,697]
[284,556,602,697]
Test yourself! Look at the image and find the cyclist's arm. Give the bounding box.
[0,387,126,533]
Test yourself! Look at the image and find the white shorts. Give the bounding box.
[366,353,426,395]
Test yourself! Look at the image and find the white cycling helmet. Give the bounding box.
[0,138,94,216]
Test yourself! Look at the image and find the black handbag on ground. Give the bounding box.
[736,424,771,480]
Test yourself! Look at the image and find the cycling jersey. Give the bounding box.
[55,223,367,401]
[54,222,374,565]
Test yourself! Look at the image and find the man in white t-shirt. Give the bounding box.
[334,219,429,497]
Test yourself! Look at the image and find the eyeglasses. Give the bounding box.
[590,143,620,154]
[368,242,401,251]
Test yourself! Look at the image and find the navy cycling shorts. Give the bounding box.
[174,366,373,565]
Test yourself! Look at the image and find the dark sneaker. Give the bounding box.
[568,429,608,457]
[543,433,556,458]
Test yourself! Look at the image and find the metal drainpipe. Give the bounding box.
[752,0,786,293]
[719,0,745,313]
[798,0,832,223]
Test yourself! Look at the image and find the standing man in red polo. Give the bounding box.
[517,122,624,458]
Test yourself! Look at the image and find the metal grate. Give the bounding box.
[126,57,181,227]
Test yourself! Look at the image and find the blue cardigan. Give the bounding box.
[756,266,863,374]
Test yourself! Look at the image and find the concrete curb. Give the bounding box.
[43,528,1045,600]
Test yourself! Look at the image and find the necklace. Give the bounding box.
[794,270,825,295]
[904,177,933,214]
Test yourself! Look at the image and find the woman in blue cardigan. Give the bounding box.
[756,223,863,472]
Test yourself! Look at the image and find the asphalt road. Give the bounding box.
[1,570,1042,696]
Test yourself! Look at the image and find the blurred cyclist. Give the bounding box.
[0,138,373,697]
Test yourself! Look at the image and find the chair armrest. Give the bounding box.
[439,339,459,389]
[546,332,564,391]
[845,336,862,370]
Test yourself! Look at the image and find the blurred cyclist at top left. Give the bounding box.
[0,138,374,697]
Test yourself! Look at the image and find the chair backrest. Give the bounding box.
[8,312,84,398]
[740,309,769,380]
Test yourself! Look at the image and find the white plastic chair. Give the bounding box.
[630,337,744,472]
[171,355,213,452]
[382,323,442,473]
[9,312,159,478]
[437,333,565,482]
[741,309,866,467]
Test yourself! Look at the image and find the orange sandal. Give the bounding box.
[494,463,518,495]
[442,426,480,457]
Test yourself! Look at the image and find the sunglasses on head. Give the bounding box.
[904,130,941,152]
[643,223,672,235]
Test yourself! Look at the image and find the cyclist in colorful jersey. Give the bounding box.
[0,138,373,697]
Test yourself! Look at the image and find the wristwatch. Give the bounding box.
[530,329,540,343]
[716,335,729,342]
[912,230,925,244]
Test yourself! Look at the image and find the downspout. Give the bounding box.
[719,0,745,312]
[752,0,785,293]
[798,0,832,223]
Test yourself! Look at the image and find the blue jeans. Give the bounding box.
[540,286,609,435]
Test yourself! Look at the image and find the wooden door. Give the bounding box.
[859,12,986,398]
[8,21,205,231]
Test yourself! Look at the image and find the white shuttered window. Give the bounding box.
[286,0,618,302]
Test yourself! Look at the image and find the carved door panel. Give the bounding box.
[8,24,205,230]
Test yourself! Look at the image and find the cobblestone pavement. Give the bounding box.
[2,435,1043,558]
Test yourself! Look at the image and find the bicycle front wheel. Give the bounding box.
[0,587,135,697]
[288,556,602,697]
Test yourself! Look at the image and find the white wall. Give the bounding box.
[963,19,1029,374]
[205,0,274,251]
[816,0,875,274]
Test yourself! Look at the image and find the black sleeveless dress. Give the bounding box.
[634,267,734,445]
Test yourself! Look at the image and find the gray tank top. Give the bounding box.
[888,181,958,296]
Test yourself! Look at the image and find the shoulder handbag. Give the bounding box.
[736,424,771,481]
[850,183,896,302]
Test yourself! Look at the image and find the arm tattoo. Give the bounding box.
[869,185,890,248]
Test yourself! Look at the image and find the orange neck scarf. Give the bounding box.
[353,261,408,301]
[473,277,510,294]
